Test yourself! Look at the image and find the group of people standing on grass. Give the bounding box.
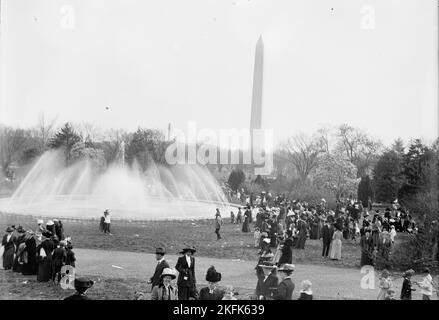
[1,219,76,284]
[140,246,237,300]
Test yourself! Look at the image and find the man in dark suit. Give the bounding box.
[148,247,169,288]
[321,221,333,257]
[175,246,197,300]
[274,264,295,300]
[260,266,279,300]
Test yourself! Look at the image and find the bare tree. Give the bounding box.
[36,113,57,151]
[336,124,383,177]
[0,126,31,175]
[282,134,325,183]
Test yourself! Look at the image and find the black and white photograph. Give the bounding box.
[0,0,438,309]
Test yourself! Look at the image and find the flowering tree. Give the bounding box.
[313,153,360,200]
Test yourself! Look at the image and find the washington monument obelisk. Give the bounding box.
[249,36,263,165]
[250,35,263,133]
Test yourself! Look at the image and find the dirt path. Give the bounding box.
[73,248,436,300]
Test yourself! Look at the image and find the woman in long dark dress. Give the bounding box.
[295,217,307,249]
[12,227,27,273]
[36,232,55,282]
[22,231,38,275]
[242,208,251,233]
[360,230,373,266]
[2,227,15,270]
[310,216,319,240]
[278,230,293,266]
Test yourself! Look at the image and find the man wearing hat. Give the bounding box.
[214,209,222,240]
[2,227,16,270]
[64,277,94,300]
[259,264,279,300]
[148,247,169,288]
[199,266,224,300]
[151,268,178,300]
[274,264,295,300]
[175,246,197,300]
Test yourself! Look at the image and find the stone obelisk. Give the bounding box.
[250,35,263,133]
[250,35,263,165]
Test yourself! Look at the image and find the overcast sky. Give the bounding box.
[0,0,437,147]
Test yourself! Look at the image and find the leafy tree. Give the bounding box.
[227,169,246,191]
[372,150,404,203]
[253,175,268,188]
[49,123,82,165]
[357,175,374,206]
[125,128,170,171]
[70,142,106,172]
[313,153,360,200]
[398,139,433,202]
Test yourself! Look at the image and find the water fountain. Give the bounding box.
[0,147,235,220]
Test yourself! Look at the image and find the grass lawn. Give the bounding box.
[0,212,362,269]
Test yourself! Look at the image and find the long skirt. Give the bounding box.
[310,225,318,240]
[242,219,250,233]
[360,249,372,266]
[329,239,342,260]
[273,245,282,265]
[12,255,23,273]
[37,259,53,282]
[2,247,14,270]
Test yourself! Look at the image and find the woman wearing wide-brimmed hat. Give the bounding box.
[36,231,55,282]
[175,246,197,300]
[151,268,178,300]
[199,266,224,300]
[64,277,95,300]
[12,226,27,273]
[2,226,16,270]
[21,230,38,275]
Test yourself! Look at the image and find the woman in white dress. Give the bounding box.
[329,225,343,260]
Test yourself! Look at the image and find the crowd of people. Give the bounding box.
[1,189,435,300]
[226,191,419,269]
[1,219,76,284]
